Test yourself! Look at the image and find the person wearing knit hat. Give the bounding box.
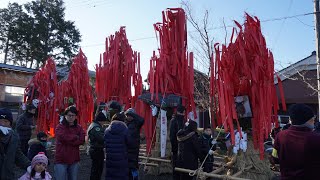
[87,106,108,180]
[272,104,315,179]
[289,103,315,127]
[124,108,144,180]
[0,108,31,180]
[19,152,52,180]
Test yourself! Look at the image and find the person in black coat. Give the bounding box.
[104,112,129,180]
[16,104,37,155]
[169,105,186,180]
[27,131,48,161]
[199,126,216,175]
[177,119,202,180]
[124,108,144,180]
[88,108,107,180]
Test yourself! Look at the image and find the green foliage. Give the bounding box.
[0,0,81,68]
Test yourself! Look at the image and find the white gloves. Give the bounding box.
[208,150,214,155]
[150,105,158,116]
[211,140,217,145]
[0,126,12,135]
[59,115,64,123]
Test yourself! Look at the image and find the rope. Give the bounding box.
[189,82,243,179]
[189,114,229,178]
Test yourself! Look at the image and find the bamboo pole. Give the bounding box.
[138,162,159,167]
[139,156,171,163]
[174,167,251,180]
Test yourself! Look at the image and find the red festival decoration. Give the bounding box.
[210,13,286,159]
[57,49,94,131]
[24,58,59,135]
[95,27,142,108]
[142,8,196,153]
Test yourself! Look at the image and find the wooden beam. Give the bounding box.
[174,167,251,180]
[138,162,159,167]
[139,156,171,163]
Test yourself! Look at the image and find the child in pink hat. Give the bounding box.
[19,152,52,180]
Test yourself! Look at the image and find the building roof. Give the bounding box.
[0,63,38,73]
[275,51,316,84]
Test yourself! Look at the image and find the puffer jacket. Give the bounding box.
[54,120,85,164]
[15,112,34,141]
[126,113,144,169]
[18,166,52,180]
[177,128,202,170]
[104,120,129,180]
[0,131,30,180]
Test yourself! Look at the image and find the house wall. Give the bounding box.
[276,69,318,115]
[0,69,34,109]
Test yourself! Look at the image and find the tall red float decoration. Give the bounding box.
[57,49,94,131]
[24,58,59,135]
[95,27,142,108]
[139,8,196,154]
[211,13,286,159]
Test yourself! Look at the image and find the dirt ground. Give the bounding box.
[14,147,173,180]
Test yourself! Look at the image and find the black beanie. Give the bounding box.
[289,104,314,125]
[187,120,198,132]
[37,132,48,141]
[0,108,13,125]
[111,113,126,122]
[177,105,186,113]
[109,101,122,112]
[95,112,107,122]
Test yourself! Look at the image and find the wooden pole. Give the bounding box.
[139,156,171,163]
[314,0,320,118]
[174,167,251,180]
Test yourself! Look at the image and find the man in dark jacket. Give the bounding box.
[199,126,216,174]
[16,104,37,155]
[108,101,122,121]
[27,131,49,161]
[272,104,315,179]
[87,108,107,180]
[0,108,30,180]
[125,108,144,180]
[170,105,186,180]
[104,112,129,180]
[177,119,202,180]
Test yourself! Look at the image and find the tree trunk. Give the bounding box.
[3,29,10,64]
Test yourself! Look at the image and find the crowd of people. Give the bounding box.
[2,102,320,180]
[0,101,144,180]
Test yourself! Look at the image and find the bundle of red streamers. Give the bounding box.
[95,27,142,108]
[24,58,59,135]
[149,8,196,114]
[141,8,196,153]
[57,49,94,131]
[210,13,286,159]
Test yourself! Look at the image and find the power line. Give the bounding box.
[81,11,316,48]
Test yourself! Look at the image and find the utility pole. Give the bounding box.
[314,0,320,119]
